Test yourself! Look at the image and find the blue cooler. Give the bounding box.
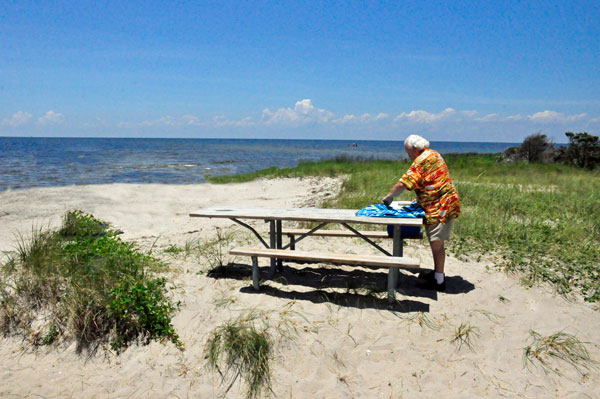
[387,224,423,239]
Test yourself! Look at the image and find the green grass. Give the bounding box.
[0,210,181,352]
[206,155,401,184]
[207,154,600,301]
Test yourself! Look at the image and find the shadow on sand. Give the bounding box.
[207,262,475,313]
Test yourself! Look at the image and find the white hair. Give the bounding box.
[404,134,430,150]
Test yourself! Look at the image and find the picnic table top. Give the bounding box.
[189,205,423,226]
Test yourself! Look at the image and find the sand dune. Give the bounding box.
[1,178,598,398]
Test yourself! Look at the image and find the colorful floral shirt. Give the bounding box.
[399,149,461,225]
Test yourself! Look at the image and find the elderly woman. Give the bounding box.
[382,135,461,292]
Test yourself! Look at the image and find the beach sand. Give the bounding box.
[1,178,599,398]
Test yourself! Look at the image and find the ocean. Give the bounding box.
[0,137,518,192]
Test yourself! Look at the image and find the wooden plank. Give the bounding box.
[189,206,424,226]
[282,228,391,239]
[229,247,421,269]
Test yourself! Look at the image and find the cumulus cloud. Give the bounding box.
[37,110,65,125]
[109,103,598,142]
[390,108,596,131]
[262,99,334,126]
[333,112,389,124]
[528,110,587,123]
[393,108,477,124]
[2,111,32,127]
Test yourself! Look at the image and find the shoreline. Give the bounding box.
[1,179,599,398]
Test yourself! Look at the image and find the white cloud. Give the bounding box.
[333,112,391,125]
[333,114,357,124]
[37,110,65,125]
[506,114,525,121]
[119,114,201,128]
[262,99,334,126]
[528,110,588,123]
[108,103,598,143]
[211,116,254,127]
[394,108,459,123]
[475,113,500,122]
[118,114,255,129]
[2,111,32,127]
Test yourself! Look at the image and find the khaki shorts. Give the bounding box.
[425,218,455,242]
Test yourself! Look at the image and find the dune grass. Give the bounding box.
[523,330,596,375]
[205,316,272,399]
[0,210,181,352]
[205,304,302,399]
[208,154,600,301]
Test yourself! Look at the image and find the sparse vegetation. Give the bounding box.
[451,322,480,351]
[523,330,596,375]
[0,210,181,352]
[400,311,445,331]
[196,228,239,269]
[164,228,245,273]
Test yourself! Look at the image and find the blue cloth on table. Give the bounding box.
[355,202,426,218]
[355,202,425,239]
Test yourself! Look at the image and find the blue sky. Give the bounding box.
[1,1,598,142]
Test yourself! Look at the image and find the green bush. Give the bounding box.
[0,210,181,352]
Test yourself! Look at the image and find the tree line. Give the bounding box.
[504,132,600,169]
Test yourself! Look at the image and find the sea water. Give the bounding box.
[0,137,517,191]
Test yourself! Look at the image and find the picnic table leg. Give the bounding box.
[251,256,260,290]
[276,220,283,271]
[268,220,277,279]
[387,225,403,303]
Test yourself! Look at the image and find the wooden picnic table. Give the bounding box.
[189,204,424,301]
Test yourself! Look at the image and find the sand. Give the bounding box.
[0,178,599,398]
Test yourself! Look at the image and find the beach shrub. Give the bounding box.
[518,133,555,163]
[557,132,600,169]
[0,210,181,352]
[503,132,600,170]
[503,133,554,163]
